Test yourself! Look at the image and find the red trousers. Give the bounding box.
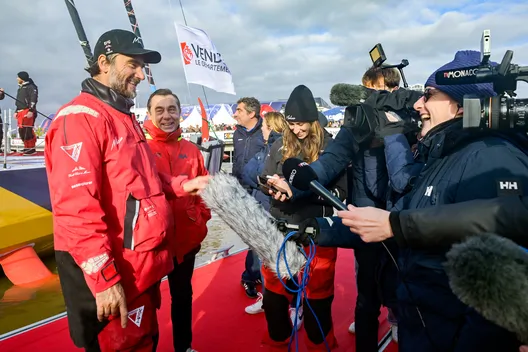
[15,109,36,149]
[97,284,161,352]
[261,246,339,351]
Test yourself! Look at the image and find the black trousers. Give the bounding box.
[167,248,199,352]
[354,243,384,352]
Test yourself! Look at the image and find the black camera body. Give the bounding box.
[435,30,528,131]
[344,89,422,144]
[343,43,421,144]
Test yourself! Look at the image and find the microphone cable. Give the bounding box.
[277,232,330,352]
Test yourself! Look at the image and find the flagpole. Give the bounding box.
[177,0,212,109]
[123,0,157,92]
[176,0,219,141]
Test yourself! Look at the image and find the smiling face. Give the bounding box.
[287,121,311,140]
[148,94,181,133]
[413,87,461,131]
[96,53,145,99]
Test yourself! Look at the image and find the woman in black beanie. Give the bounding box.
[259,85,347,351]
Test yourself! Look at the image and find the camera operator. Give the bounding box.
[335,50,528,351]
[269,66,423,351]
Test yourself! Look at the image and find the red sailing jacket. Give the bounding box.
[45,79,190,302]
[143,120,211,264]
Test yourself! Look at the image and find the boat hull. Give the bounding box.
[0,166,53,259]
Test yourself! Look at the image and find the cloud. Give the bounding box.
[0,0,526,125]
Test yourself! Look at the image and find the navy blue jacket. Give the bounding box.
[241,131,281,210]
[303,126,423,249]
[232,117,265,189]
[397,119,528,351]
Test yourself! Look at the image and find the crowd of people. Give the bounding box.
[21,26,527,352]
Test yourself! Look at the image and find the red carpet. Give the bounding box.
[0,249,397,351]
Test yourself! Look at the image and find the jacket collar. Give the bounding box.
[81,78,135,115]
[236,116,263,135]
[143,119,182,142]
[421,117,528,160]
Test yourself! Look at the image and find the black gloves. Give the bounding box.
[375,111,418,139]
[288,218,320,247]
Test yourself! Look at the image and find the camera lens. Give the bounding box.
[484,96,527,130]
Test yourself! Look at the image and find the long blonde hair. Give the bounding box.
[264,111,288,133]
[281,121,325,163]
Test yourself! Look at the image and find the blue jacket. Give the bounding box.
[304,126,423,249]
[241,131,281,210]
[232,117,265,189]
[397,119,528,351]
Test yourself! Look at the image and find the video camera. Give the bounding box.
[435,30,528,130]
[343,44,421,144]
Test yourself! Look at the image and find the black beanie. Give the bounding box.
[17,71,30,82]
[284,85,319,123]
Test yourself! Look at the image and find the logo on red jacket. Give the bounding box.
[60,142,83,162]
[128,306,144,327]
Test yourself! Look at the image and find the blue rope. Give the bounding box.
[276,231,331,352]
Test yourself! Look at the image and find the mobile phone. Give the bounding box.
[257,175,290,199]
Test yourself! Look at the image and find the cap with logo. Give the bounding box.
[425,50,496,104]
[284,85,319,123]
[93,29,161,64]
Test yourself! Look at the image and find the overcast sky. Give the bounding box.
[0,0,527,123]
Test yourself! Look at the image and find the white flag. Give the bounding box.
[175,23,236,95]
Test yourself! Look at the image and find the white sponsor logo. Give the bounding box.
[499,181,518,190]
[80,253,109,275]
[128,306,144,327]
[60,142,83,162]
[424,185,434,197]
[71,181,92,189]
[112,137,123,150]
[132,36,142,44]
[143,205,158,217]
[68,166,90,178]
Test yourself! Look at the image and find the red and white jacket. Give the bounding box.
[143,120,211,264]
[45,79,189,302]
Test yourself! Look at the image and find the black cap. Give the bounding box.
[17,71,30,81]
[93,29,161,64]
[284,85,319,123]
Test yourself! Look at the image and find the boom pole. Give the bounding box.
[123,0,157,92]
[64,0,94,71]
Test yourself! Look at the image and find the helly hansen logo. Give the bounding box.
[424,186,434,197]
[499,181,518,190]
[497,179,523,196]
[179,154,188,159]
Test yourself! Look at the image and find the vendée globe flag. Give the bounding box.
[175,23,236,95]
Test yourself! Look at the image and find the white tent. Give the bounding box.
[211,104,236,125]
[180,107,204,128]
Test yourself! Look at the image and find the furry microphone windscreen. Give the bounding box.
[201,173,306,279]
[444,233,528,344]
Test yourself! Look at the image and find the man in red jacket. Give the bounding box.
[143,88,211,352]
[45,29,209,352]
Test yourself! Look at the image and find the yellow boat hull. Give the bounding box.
[0,167,54,259]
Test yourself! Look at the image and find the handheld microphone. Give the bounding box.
[282,158,347,211]
[201,173,306,279]
[444,233,528,344]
